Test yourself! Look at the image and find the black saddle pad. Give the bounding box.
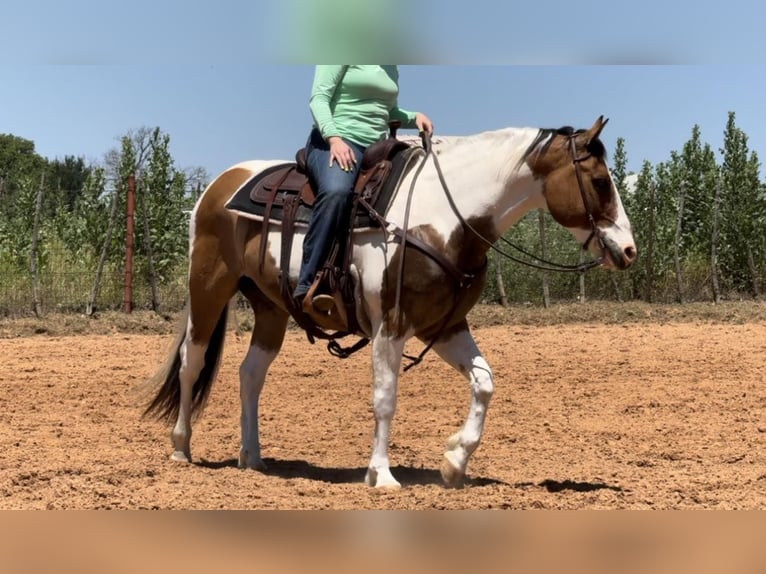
[225,147,422,229]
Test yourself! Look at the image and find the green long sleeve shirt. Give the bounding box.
[309,65,418,147]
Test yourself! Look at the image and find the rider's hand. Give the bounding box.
[415,112,434,136]
[328,137,357,172]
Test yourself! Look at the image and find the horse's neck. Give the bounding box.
[391,127,545,239]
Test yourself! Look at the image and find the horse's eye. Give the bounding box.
[592,178,611,194]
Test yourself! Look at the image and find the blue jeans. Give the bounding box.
[294,128,365,298]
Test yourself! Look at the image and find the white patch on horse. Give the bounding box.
[365,326,407,489]
[170,333,207,462]
[431,329,494,488]
[390,129,548,242]
[238,343,279,471]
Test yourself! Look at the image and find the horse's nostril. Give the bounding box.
[624,245,637,262]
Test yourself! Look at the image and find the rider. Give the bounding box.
[295,65,434,311]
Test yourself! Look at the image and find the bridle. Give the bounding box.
[568,135,607,258]
[425,131,606,274]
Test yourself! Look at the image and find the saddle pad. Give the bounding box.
[224,147,423,229]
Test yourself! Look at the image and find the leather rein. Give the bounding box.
[328,131,607,368]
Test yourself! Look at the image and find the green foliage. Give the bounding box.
[678,125,718,256]
[2,113,766,315]
[718,112,765,294]
[611,136,629,197]
[136,128,194,282]
[0,126,203,314]
[616,160,654,299]
[0,134,47,211]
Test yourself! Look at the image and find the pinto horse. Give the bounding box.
[145,116,636,488]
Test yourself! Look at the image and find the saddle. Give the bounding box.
[227,133,413,229]
[225,122,423,342]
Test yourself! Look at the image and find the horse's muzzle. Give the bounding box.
[601,237,637,270]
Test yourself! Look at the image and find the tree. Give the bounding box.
[627,160,655,300]
[0,134,46,224]
[719,111,764,296]
[678,125,718,259]
[608,136,629,301]
[611,136,629,197]
[140,128,192,282]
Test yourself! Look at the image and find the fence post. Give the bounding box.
[710,178,722,304]
[124,174,135,313]
[673,180,686,303]
[30,173,45,317]
[138,178,159,311]
[536,209,551,308]
[645,181,657,303]
[494,253,508,307]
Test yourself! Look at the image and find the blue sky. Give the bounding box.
[3,66,765,181]
[2,1,765,181]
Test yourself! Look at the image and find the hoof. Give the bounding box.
[440,454,465,489]
[238,451,267,471]
[170,450,191,463]
[365,468,402,489]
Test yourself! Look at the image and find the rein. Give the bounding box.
[424,132,605,274]
[324,130,606,368]
[389,133,606,371]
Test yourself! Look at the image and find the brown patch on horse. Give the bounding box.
[187,167,283,342]
[238,276,289,352]
[381,216,496,339]
[241,221,283,306]
[523,117,618,230]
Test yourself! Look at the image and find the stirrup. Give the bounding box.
[311,294,336,313]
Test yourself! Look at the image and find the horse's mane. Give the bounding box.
[401,126,607,176]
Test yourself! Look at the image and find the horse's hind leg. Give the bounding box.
[237,287,289,470]
[430,321,494,488]
[170,273,239,462]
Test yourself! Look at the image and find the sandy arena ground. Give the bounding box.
[2,319,766,509]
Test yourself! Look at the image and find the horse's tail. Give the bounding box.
[143,303,229,423]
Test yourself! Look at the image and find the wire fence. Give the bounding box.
[0,190,760,318]
[0,262,189,317]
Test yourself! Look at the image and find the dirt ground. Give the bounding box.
[2,308,766,509]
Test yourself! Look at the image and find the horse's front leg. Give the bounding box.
[430,321,494,488]
[238,299,289,470]
[365,329,406,489]
[238,340,280,471]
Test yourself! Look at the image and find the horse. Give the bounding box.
[144,116,637,489]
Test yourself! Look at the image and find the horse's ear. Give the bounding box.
[585,115,609,143]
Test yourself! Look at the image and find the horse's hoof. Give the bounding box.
[170,450,191,463]
[365,468,402,489]
[440,454,465,489]
[238,452,267,471]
